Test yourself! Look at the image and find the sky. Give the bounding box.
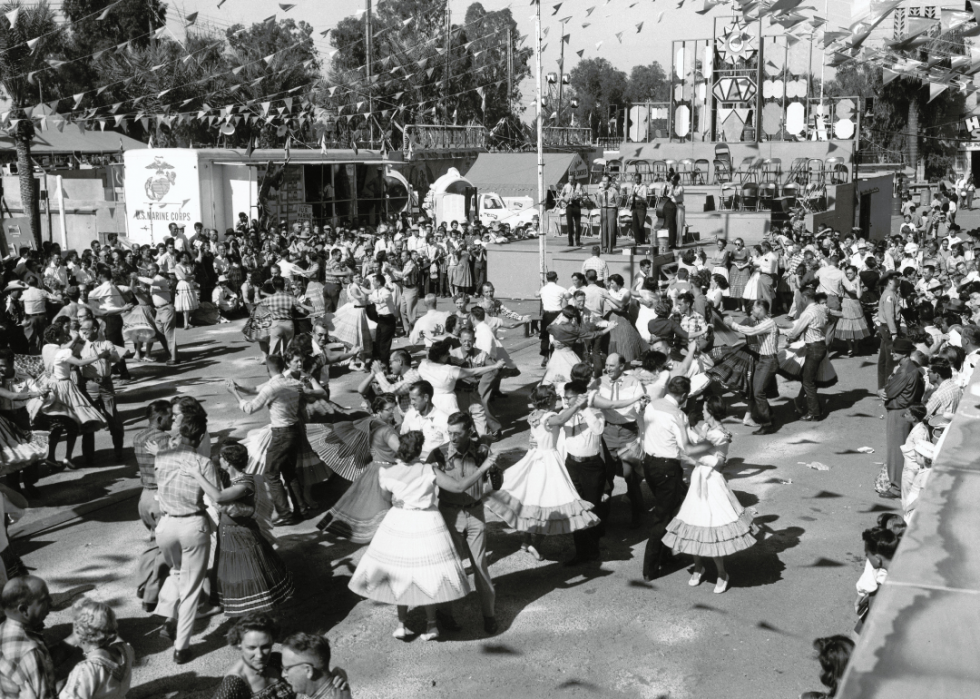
[163,0,856,111]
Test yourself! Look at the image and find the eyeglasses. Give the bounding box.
[281,661,313,673]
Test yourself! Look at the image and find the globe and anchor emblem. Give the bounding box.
[145,156,177,201]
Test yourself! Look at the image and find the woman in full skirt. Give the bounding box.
[542,307,615,393]
[348,431,496,641]
[174,255,201,329]
[0,385,47,478]
[602,275,645,364]
[316,394,401,543]
[485,385,599,559]
[663,397,753,594]
[838,268,871,356]
[327,279,373,359]
[185,443,294,616]
[122,275,159,362]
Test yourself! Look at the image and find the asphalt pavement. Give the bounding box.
[12,303,905,699]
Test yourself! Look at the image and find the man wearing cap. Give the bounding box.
[3,280,29,353]
[875,273,902,390]
[20,277,60,354]
[878,338,924,499]
[849,240,870,270]
[212,276,241,323]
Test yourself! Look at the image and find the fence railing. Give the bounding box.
[403,124,486,156]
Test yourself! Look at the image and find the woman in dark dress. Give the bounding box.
[188,443,294,617]
[212,614,294,699]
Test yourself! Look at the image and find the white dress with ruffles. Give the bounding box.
[662,425,755,557]
[485,410,600,536]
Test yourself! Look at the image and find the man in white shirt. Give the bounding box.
[138,263,178,365]
[400,381,449,460]
[369,273,397,366]
[469,306,518,371]
[275,253,316,282]
[562,380,607,565]
[581,246,610,285]
[536,271,569,367]
[410,293,450,347]
[596,353,647,526]
[641,376,704,581]
[172,224,189,253]
[88,267,134,381]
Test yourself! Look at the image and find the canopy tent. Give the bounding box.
[462,152,588,200]
[0,125,145,154]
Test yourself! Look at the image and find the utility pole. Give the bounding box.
[366,0,374,147]
[506,26,514,112]
[535,0,545,286]
[444,0,452,123]
[556,37,564,126]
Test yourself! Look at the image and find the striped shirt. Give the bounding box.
[785,303,828,344]
[154,445,217,516]
[732,316,779,355]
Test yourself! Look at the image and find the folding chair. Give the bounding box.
[740,183,759,211]
[807,158,825,187]
[763,158,782,185]
[693,158,710,185]
[735,157,759,184]
[713,159,732,184]
[652,160,668,182]
[678,158,696,185]
[719,184,737,211]
[758,183,776,211]
[826,157,849,184]
[789,157,809,186]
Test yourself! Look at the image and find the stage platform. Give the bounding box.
[487,238,676,299]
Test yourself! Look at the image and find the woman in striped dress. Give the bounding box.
[186,443,293,616]
[315,393,401,543]
[728,239,752,301]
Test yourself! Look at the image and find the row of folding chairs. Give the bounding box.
[629,153,849,188]
[718,182,828,212]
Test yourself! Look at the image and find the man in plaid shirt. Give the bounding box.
[154,412,218,664]
[264,276,314,356]
[0,576,55,699]
[675,292,706,336]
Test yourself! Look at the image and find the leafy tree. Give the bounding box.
[325,0,529,135]
[224,19,321,148]
[0,2,63,248]
[827,56,965,180]
[568,57,628,137]
[624,62,669,103]
[93,30,228,147]
[60,0,167,106]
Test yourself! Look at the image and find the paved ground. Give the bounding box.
[15,299,906,699]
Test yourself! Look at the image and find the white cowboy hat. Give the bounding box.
[4,280,28,292]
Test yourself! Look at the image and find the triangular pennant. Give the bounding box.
[552,3,562,15]
[27,37,41,53]
[928,82,948,102]
[185,11,198,26]
[882,67,900,86]
[636,22,643,32]
[4,8,18,29]
[576,49,584,57]
[279,3,295,10]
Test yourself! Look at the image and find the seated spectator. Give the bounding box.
[801,635,855,699]
[60,597,134,699]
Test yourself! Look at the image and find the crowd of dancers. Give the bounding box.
[0,199,973,697]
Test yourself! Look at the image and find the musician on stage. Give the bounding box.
[627,173,649,246]
[597,175,619,254]
[560,175,585,247]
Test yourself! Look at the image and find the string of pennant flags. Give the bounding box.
[13,0,980,141]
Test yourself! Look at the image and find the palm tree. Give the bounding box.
[0,3,62,250]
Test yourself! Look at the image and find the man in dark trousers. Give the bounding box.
[879,338,924,499]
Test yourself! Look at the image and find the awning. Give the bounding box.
[462,152,588,200]
[0,124,145,154]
